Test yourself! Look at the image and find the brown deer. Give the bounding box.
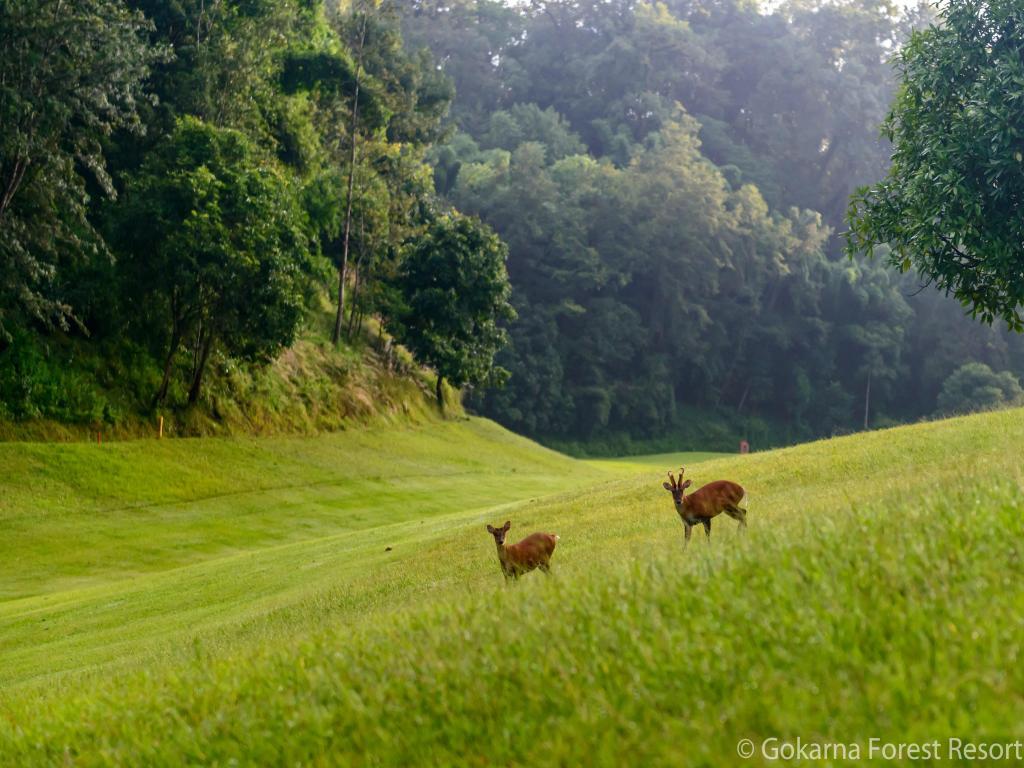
[486,521,559,580]
[662,467,747,546]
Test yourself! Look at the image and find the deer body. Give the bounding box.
[663,469,747,546]
[487,521,558,580]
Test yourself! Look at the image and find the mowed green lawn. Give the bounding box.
[0,418,623,688]
[586,450,727,473]
[3,410,1024,765]
[0,418,599,601]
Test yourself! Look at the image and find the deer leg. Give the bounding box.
[725,505,748,531]
[683,522,692,547]
[702,519,711,539]
[539,562,551,575]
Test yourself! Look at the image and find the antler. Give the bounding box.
[678,467,692,493]
[667,467,689,490]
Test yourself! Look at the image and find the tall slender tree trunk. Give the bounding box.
[332,11,369,346]
[154,297,183,407]
[187,329,215,405]
[736,381,751,414]
[346,264,363,340]
[346,253,366,342]
[346,215,369,341]
[0,158,29,219]
[154,327,182,406]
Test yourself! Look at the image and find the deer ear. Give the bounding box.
[503,521,511,531]
[662,481,674,492]
[682,479,693,489]
[486,524,495,533]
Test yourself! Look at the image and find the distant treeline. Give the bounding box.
[399,0,1024,445]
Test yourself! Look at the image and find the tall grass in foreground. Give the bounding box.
[3,409,1024,765]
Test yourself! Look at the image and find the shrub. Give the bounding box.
[935,363,1023,416]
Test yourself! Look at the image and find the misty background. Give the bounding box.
[401,0,1024,452]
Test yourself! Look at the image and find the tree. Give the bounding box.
[123,0,312,139]
[399,0,523,136]
[112,118,316,405]
[847,0,1024,330]
[0,0,159,340]
[935,362,1024,416]
[330,2,371,346]
[390,213,516,407]
[283,0,452,346]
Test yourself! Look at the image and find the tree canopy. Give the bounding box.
[390,213,515,406]
[0,0,161,339]
[847,0,1024,331]
[936,362,1024,416]
[112,117,316,404]
[402,0,1024,447]
[0,0,473,421]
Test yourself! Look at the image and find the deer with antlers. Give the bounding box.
[662,467,747,546]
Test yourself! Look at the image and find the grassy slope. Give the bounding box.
[3,410,1024,764]
[0,312,450,442]
[586,450,726,473]
[0,418,619,686]
[1,418,580,599]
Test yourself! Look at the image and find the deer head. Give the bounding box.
[486,520,512,547]
[662,467,692,506]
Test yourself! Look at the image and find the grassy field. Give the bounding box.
[0,418,621,687]
[586,450,726,473]
[2,410,1023,764]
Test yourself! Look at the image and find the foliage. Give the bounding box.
[5,0,1024,446]
[848,0,1024,330]
[389,213,516,404]
[285,0,454,346]
[111,117,317,404]
[122,0,316,144]
[451,112,925,440]
[0,0,473,425]
[400,0,1024,444]
[935,362,1024,416]
[0,330,113,424]
[0,0,161,339]
[404,0,908,236]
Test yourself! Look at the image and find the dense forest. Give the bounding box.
[1,0,511,429]
[400,0,1024,449]
[2,0,1023,448]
